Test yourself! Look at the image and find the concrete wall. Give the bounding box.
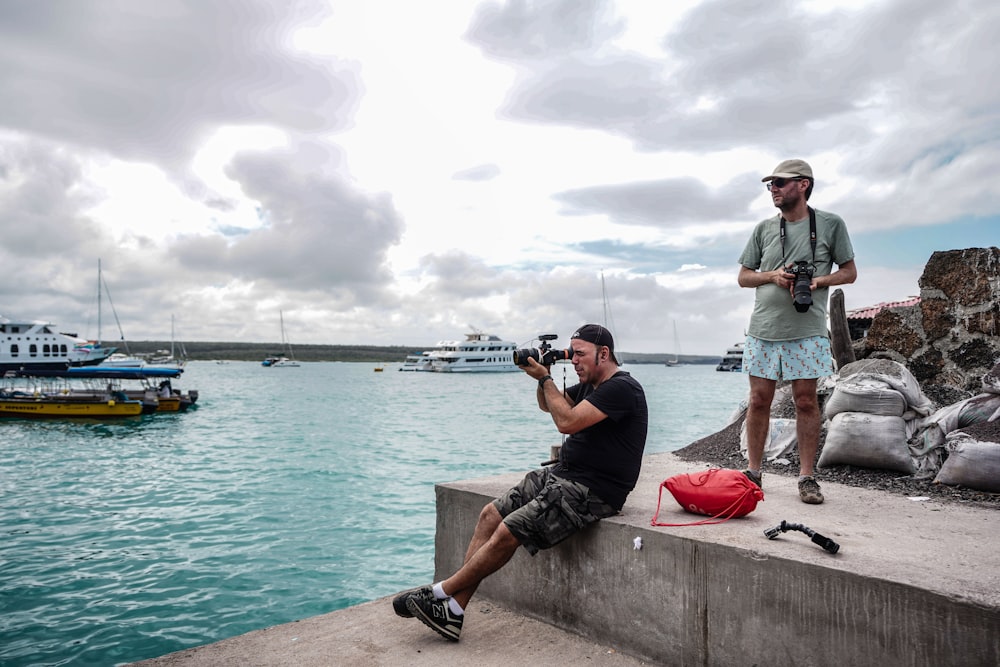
[433,461,1000,666]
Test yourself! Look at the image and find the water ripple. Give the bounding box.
[0,361,745,666]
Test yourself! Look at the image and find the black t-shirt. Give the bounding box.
[551,371,648,511]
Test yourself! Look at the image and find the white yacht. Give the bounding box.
[399,351,433,371]
[716,342,744,372]
[0,315,116,372]
[415,331,521,373]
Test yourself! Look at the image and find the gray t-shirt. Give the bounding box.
[739,208,855,341]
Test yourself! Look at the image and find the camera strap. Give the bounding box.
[779,206,816,266]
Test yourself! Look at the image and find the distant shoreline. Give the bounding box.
[112,340,722,365]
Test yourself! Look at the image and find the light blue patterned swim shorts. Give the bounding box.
[743,335,834,381]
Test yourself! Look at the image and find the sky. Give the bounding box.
[1,0,997,356]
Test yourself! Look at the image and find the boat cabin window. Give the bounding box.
[43,344,50,357]
[60,344,68,356]
[10,344,18,357]
[29,344,38,357]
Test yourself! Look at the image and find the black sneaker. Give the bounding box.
[406,594,464,641]
[392,586,433,618]
[743,469,763,489]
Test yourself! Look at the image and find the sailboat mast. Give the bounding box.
[97,259,102,346]
[601,272,609,328]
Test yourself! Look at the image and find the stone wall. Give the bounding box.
[857,247,1000,407]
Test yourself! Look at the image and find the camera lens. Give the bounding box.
[793,263,813,312]
[512,348,539,366]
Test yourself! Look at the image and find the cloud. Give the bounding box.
[452,163,502,181]
[470,0,1000,172]
[552,174,757,227]
[466,0,625,61]
[167,145,406,301]
[0,139,107,258]
[0,0,362,169]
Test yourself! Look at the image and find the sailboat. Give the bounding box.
[665,320,681,366]
[147,315,187,369]
[96,259,148,368]
[262,311,300,367]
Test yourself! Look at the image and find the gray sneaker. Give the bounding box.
[798,476,824,504]
[743,469,762,489]
[407,594,464,641]
[392,586,433,618]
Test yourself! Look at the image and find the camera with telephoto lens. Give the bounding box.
[789,261,815,313]
[513,334,571,367]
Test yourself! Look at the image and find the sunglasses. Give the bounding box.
[766,177,807,191]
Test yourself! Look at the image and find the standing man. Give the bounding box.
[738,159,856,504]
[392,324,647,641]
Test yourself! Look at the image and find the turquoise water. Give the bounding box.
[0,361,747,666]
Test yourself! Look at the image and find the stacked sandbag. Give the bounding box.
[820,412,914,472]
[739,384,797,462]
[932,420,1000,492]
[818,359,932,474]
[907,392,1000,479]
[739,417,797,462]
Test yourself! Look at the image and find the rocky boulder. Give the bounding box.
[856,247,1000,407]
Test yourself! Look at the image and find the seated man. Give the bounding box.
[392,324,648,641]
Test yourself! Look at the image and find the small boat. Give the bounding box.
[665,320,682,367]
[374,364,385,372]
[0,394,146,418]
[399,352,433,372]
[13,367,198,413]
[262,356,299,368]
[263,311,300,367]
[0,371,148,418]
[147,315,187,369]
[101,352,148,368]
[716,343,744,372]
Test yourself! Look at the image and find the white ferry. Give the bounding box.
[716,342,744,372]
[400,330,521,373]
[430,331,520,372]
[0,315,116,372]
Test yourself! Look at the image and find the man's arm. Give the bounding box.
[813,259,857,290]
[738,264,794,290]
[524,359,606,435]
[539,378,607,435]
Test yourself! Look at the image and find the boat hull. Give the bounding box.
[0,397,144,418]
[0,357,113,373]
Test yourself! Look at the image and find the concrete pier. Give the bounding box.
[133,453,1000,666]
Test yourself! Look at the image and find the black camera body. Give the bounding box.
[788,261,815,313]
[513,334,571,367]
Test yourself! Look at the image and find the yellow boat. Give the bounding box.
[0,395,144,418]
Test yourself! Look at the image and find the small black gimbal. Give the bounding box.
[764,520,840,554]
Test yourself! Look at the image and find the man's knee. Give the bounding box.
[792,381,820,414]
[478,502,502,529]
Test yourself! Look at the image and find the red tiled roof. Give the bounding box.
[846,297,921,320]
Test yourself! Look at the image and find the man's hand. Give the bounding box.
[522,357,551,381]
[780,264,798,294]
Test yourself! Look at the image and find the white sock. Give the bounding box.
[432,582,447,600]
[447,597,464,616]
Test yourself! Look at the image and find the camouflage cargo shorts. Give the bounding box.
[494,467,617,556]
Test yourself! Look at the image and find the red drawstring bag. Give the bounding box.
[651,468,764,527]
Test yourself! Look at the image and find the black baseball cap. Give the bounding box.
[570,324,619,365]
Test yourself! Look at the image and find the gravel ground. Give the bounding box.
[673,412,1000,510]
